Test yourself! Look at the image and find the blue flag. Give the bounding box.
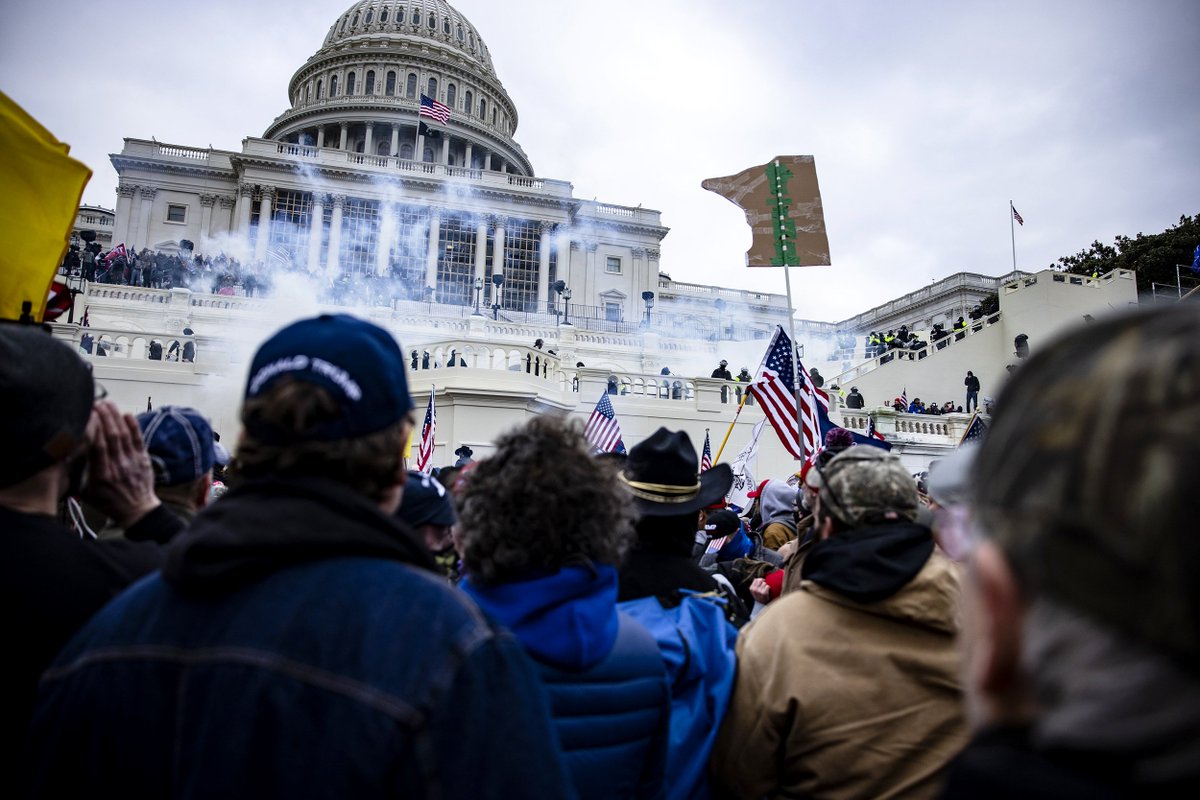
[1191,243,1200,274]
[816,403,892,451]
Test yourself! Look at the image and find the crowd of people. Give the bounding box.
[3,303,1198,798]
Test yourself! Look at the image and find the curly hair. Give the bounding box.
[236,378,410,503]
[459,414,636,584]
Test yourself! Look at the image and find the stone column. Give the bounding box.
[484,151,492,171]
[316,126,325,148]
[327,195,345,274]
[338,122,348,150]
[307,193,326,270]
[390,124,399,156]
[498,158,507,174]
[114,184,137,246]
[492,215,507,281]
[198,194,217,241]
[584,242,598,301]
[364,122,375,155]
[217,195,236,237]
[236,183,254,235]
[417,131,426,162]
[537,222,552,313]
[424,209,442,294]
[137,186,157,251]
[464,142,474,169]
[253,187,275,262]
[473,216,488,284]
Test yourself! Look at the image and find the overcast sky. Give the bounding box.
[3,0,1197,319]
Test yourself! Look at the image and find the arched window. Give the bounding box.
[396,8,403,24]
[424,146,435,163]
[492,108,497,125]
[400,143,413,160]
[330,74,339,96]
[346,71,356,95]
[377,140,390,156]
[316,79,323,99]
[385,71,396,96]
[456,25,464,42]
[365,9,373,24]
[351,12,359,25]
[464,90,472,114]
[427,13,436,29]
[304,84,310,103]
[443,18,451,35]
[447,83,456,107]
[365,70,375,94]
[406,73,417,99]
[427,77,437,98]
[478,98,486,119]
[380,8,388,23]
[339,17,347,34]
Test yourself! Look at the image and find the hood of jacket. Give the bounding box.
[801,522,958,634]
[760,480,797,526]
[461,565,620,672]
[164,476,436,595]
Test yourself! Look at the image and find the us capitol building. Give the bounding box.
[69,0,1139,475]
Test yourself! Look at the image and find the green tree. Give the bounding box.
[1050,214,1199,295]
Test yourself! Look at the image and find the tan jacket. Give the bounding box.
[711,552,967,799]
[760,520,796,551]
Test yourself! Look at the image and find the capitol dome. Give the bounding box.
[263,0,532,175]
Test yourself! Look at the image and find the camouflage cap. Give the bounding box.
[971,304,1200,669]
[811,447,918,527]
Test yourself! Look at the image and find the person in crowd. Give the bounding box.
[453,444,474,467]
[395,469,458,579]
[712,447,967,798]
[756,479,799,551]
[148,338,162,360]
[1,324,178,780]
[808,367,824,388]
[711,359,733,380]
[133,405,215,532]
[458,415,670,800]
[24,314,573,798]
[533,337,544,350]
[940,304,1200,797]
[182,327,196,362]
[846,386,865,409]
[964,370,981,413]
[892,396,906,412]
[614,427,740,798]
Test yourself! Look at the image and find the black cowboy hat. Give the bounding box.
[620,428,732,516]
[454,444,473,458]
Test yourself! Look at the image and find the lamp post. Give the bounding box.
[714,298,726,340]
[552,279,566,323]
[562,287,572,326]
[472,277,483,316]
[491,273,505,320]
[641,290,655,328]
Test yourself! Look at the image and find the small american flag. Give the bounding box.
[1011,204,1024,226]
[958,412,989,447]
[749,326,828,460]
[419,94,451,124]
[866,414,886,442]
[416,392,436,473]
[700,430,713,472]
[584,393,626,454]
[900,387,908,409]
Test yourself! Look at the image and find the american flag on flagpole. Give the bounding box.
[900,387,908,409]
[419,94,451,124]
[866,414,886,442]
[749,326,828,461]
[1011,204,1024,226]
[700,430,713,472]
[584,393,626,454]
[416,392,436,473]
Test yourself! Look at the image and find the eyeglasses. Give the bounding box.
[93,381,109,402]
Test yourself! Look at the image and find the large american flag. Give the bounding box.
[419,94,451,124]
[700,430,713,472]
[416,392,436,473]
[749,326,828,460]
[584,393,626,454]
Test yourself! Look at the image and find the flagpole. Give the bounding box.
[1009,200,1016,272]
[782,263,804,458]
[714,388,750,462]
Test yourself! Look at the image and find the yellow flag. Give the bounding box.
[0,91,92,322]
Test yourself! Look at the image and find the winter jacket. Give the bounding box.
[846,390,865,409]
[463,566,670,800]
[25,478,575,799]
[711,523,968,800]
[758,480,798,550]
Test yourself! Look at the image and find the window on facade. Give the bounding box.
[400,143,413,160]
[479,99,486,119]
[492,220,542,312]
[330,75,339,96]
[436,215,478,306]
[347,72,356,95]
[427,78,437,98]
[469,32,474,47]
[492,108,497,125]
[406,73,417,99]
[365,9,373,24]
[464,90,473,115]
[385,71,396,95]
[351,12,359,25]
[365,71,375,94]
[457,25,464,41]
[316,80,323,99]
[339,18,347,34]
[304,85,310,103]
[605,302,621,322]
[380,8,388,23]
[443,18,451,35]
[447,83,456,107]
[606,256,622,274]
[338,198,382,276]
[428,13,435,28]
[166,204,187,224]
[268,191,313,264]
[423,146,435,163]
